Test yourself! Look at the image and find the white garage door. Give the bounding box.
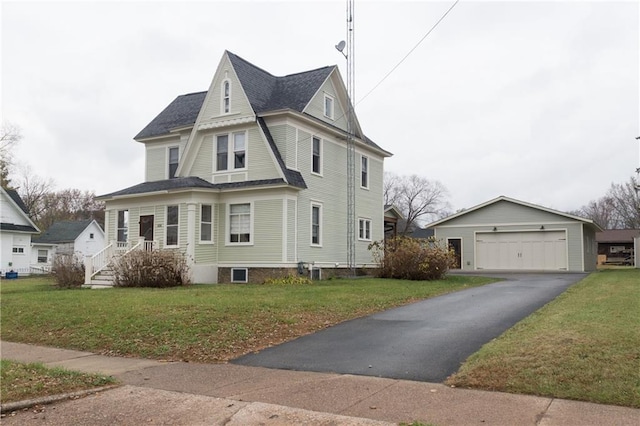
[476,231,567,270]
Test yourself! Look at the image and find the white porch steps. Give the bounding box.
[84,267,115,289]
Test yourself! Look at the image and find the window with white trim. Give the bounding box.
[200,204,212,243]
[37,249,48,263]
[117,210,129,242]
[229,203,251,243]
[231,268,248,283]
[222,80,231,114]
[12,247,25,254]
[216,132,246,171]
[361,155,369,188]
[311,203,322,246]
[312,136,322,174]
[166,205,179,246]
[358,218,372,241]
[168,146,179,178]
[323,94,334,119]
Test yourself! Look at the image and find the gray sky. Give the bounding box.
[2,0,638,213]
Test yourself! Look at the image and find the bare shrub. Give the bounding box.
[369,236,455,281]
[113,250,190,288]
[51,253,85,288]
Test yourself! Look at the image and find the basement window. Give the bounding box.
[231,268,248,283]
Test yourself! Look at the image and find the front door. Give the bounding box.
[448,238,462,269]
[139,215,154,242]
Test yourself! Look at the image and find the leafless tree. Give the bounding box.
[572,176,640,229]
[15,164,55,225]
[384,172,450,234]
[0,122,22,188]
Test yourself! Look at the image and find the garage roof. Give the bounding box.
[427,195,603,231]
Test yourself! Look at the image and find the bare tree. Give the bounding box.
[608,176,640,229]
[15,164,55,225]
[384,172,450,234]
[0,122,22,188]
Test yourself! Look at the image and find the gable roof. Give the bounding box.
[427,195,603,231]
[32,220,100,244]
[133,51,387,153]
[596,229,640,243]
[0,187,39,234]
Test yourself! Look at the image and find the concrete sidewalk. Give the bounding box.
[1,341,638,425]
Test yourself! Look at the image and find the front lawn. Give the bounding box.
[0,360,117,404]
[0,275,493,362]
[446,269,640,408]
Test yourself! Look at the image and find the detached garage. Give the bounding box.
[428,196,602,272]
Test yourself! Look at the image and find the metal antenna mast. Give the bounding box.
[336,0,355,274]
[345,0,356,274]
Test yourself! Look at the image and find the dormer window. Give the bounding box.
[222,80,231,114]
[323,94,334,119]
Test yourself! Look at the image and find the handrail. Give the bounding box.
[85,242,114,284]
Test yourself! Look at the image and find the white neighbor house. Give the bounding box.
[31,220,105,270]
[0,187,40,276]
[94,51,391,284]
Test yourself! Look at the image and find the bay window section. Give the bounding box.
[234,133,246,168]
[229,203,251,243]
[200,204,212,243]
[166,205,179,246]
[216,135,229,171]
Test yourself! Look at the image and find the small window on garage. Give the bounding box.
[231,268,248,283]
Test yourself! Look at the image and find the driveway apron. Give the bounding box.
[232,273,586,382]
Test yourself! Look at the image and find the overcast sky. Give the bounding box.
[2,0,638,213]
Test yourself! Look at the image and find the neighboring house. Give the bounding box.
[95,51,391,284]
[595,229,639,265]
[32,220,105,268]
[384,205,403,239]
[427,196,602,272]
[0,187,40,276]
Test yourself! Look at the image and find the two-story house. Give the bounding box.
[95,51,391,284]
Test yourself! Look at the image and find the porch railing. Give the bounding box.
[84,239,159,285]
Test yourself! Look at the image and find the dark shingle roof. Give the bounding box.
[227,51,333,113]
[596,229,640,243]
[33,220,96,244]
[1,223,38,233]
[135,92,207,140]
[5,188,30,215]
[410,228,435,239]
[98,176,299,199]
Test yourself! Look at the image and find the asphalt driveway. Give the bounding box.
[232,273,586,382]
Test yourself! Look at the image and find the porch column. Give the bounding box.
[104,210,110,244]
[187,203,196,264]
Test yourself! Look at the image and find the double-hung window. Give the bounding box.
[359,218,372,241]
[361,155,369,188]
[37,249,48,263]
[166,205,179,247]
[323,94,334,119]
[311,203,322,246]
[168,147,179,178]
[200,204,212,243]
[216,132,246,171]
[117,210,129,242]
[222,80,230,114]
[229,203,251,243]
[312,136,321,174]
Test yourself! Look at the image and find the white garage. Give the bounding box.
[427,196,602,273]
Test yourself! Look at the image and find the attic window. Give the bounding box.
[222,80,231,114]
[323,94,334,120]
[89,233,94,239]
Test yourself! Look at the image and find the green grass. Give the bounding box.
[0,275,493,363]
[446,269,640,408]
[0,359,117,403]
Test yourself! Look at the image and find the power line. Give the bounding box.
[357,0,460,106]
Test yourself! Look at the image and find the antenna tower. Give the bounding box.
[345,0,356,274]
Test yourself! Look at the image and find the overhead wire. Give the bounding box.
[356,0,461,106]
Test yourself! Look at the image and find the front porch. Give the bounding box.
[84,239,157,288]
